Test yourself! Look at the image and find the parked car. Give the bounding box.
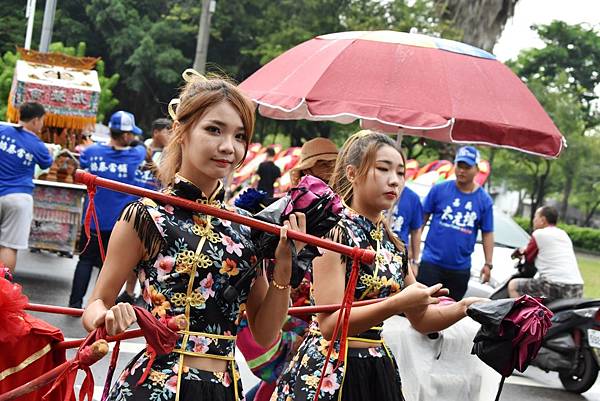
[407,181,530,299]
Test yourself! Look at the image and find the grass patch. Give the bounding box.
[578,253,600,298]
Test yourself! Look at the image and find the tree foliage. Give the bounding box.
[499,21,600,226]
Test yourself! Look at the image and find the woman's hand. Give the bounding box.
[274,213,307,259]
[459,296,489,314]
[273,212,306,286]
[91,302,137,336]
[390,282,448,314]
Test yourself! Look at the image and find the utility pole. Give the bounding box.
[24,0,37,50]
[193,0,216,74]
[39,0,57,52]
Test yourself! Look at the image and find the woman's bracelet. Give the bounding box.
[271,279,291,290]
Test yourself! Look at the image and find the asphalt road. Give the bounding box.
[10,249,600,401]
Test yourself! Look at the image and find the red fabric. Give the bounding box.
[0,278,30,343]
[0,314,71,401]
[240,34,564,158]
[43,306,179,401]
[523,237,539,264]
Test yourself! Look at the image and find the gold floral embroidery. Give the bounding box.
[175,250,197,274]
[370,228,383,241]
[171,291,205,307]
[197,253,213,269]
[175,251,213,272]
[191,220,221,243]
[205,230,221,243]
[375,253,386,266]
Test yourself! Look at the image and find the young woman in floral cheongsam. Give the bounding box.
[274,131,486,401]
[81,73,306,401]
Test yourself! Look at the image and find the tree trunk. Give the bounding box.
[434,0,520,51]
[584,200,600,227]
[529,159,552,225]
[560,176,573,223]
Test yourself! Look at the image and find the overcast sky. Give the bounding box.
[493,0,600,61]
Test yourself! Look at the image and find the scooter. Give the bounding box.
[490,257,600,393]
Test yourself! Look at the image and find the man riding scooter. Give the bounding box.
[508,205,584,303]
[491,206,600,394]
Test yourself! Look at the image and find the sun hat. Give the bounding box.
[292,137,338,172]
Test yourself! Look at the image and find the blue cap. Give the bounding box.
[108,111,142,135]
[455,146,480,167]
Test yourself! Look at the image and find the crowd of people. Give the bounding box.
[0,72,586,401]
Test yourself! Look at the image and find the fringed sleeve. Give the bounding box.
[118,200,165,260]
[324,220,352,265]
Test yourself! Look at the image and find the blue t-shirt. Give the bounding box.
[421,180,494,270]
[134,167,160,191]
[391,186,423,245]
[0,124,53,197]
[80,143,146,231]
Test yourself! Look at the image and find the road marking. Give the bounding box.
[505,374,560,389]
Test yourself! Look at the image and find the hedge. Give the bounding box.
[513,216,600,253]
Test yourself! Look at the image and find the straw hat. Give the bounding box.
[292,137,338,172]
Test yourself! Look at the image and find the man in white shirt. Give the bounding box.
[509,206,584,302]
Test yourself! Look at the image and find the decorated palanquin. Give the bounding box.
[6,48,101,151]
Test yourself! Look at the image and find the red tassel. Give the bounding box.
[313,247,364,401]
[136,345,157,386]
[81,183,106,261]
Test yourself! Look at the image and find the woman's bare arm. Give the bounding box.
[313,249,444,340]
[81,215,145,333]
[246,214,305,348]
[402,257,485,333]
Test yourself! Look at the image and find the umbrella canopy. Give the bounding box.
[240,30,565,158]
[467,295,553,377]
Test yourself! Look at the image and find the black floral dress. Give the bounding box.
[106,174,258,401]
[274,208,407,401]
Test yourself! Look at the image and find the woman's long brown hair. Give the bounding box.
[158,76,255,187]
[329,130,407,253]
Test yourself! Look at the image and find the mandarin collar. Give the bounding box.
[170,173,225,203]
[343,207,382,233]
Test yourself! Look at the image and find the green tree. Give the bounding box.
[506,21,600,223]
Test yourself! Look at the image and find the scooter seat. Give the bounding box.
[544,298,600,313]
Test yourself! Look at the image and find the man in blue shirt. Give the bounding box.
[417,146,494,301]
[0,102,53,272]
[68,111,146,308]
[390,185,423,275]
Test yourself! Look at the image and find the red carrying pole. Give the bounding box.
[26,303,83,317]
[25,299,383,323]
[74,170,375,264]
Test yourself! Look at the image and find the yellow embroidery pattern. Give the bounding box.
[176,251,213,273]
[175,250,197,274]
[197,253,213,269]
[191,220,221,243]
[370,229,383,241]
[171,291,205,307]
